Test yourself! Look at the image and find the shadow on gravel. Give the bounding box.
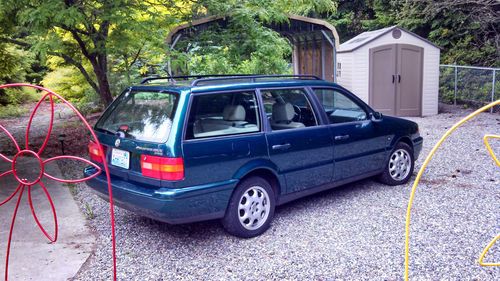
[127,176,385,239]
[134,215,223,239]
[275,177,378,214]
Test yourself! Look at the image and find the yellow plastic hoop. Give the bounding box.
[404,100,500,280]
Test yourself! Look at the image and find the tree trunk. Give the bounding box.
[89,54,113,106]
[97,74,113,106]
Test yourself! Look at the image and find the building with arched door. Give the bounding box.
[166,15,340,82]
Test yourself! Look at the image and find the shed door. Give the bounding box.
[396,44,423,116]
[369,44,423,116]
[369,44,397,115]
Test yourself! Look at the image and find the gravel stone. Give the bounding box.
[62,107,499,280]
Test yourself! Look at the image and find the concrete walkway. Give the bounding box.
[0,160,95,281]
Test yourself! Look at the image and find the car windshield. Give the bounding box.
[95,90,178,142]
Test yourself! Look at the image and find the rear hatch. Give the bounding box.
[90,89,183,187]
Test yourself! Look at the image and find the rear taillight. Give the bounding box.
[140,155,184,181]
[88,141,105,163]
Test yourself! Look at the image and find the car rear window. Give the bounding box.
[95,90,178,142]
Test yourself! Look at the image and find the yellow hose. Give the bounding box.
[484,134,500,168]
[477,134,500,267]
[404,100,500,280]
[478,234,500,266]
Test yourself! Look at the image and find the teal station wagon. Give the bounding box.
[84,75,422,238]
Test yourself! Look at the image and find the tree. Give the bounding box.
[1,0,340,105]
[0,0,189,105]
[398,0,499,67]
[329,0,499,67]
[327,0,375,42]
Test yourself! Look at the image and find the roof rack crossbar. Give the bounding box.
[140,74,322,85]
[190,74,321,86]
[140,74,254,84]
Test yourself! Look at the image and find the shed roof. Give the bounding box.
[337,26,440,53]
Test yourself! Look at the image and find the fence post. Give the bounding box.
[492,69,496,113]
[454,65,458,105]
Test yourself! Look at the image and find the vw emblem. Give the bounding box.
[115,139,121,147]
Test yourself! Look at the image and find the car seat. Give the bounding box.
[193,105,257,137]
[270,102,305,130]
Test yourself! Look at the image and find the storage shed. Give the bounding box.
[337,26,440,116]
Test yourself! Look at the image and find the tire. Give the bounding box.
[222,176,276,238]
[378,142,415,186]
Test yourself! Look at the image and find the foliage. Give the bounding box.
[0,104,29,118]
[0,44,40,105]
[196,0,337,22]
[0,45,31,83]
[42,63,102,116]
[2,0,337,106]
[327,0,374,40]
[0,0,190,106]
[42,66,96,99]
[398,0,499,67]
[1,87,39,106]
[177,22,292,75]
[439,66,499,107]
[329,0,499,68]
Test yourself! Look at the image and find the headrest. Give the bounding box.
[223,105,246,121]
[272,102,294,122]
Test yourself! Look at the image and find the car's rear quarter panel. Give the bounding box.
[181,134,269,187]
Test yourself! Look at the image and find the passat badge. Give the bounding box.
[115,139,121,147]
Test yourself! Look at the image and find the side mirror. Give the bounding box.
[370,112,383,122]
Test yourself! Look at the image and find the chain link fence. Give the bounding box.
[439,64,499,113]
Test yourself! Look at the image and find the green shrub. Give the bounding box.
[5,87,39,104]
[42,67,90,103]
[176,21,292,76]
[0,104,29,118]
[0,44,39,105]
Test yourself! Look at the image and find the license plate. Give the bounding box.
[111,148,130,169]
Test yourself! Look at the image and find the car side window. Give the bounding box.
[313,88,367,124]
[260,88,318,130]
[186,91,260,140]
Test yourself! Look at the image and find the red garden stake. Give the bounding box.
[0,84,117,281]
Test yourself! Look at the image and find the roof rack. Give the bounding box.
[191,75,321,86]
[140,74,322,86]
[140,74,253,84]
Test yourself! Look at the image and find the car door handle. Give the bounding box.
[272,143,291,150]
[334,135,350,140]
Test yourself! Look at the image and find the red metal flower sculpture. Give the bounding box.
[0,84,117,281]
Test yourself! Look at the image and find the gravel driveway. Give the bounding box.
[65,107,499,280]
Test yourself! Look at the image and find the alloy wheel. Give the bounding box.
[389,148,412,181]
[238,186,271,230]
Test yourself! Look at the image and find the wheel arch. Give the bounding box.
[392,136,414,152]
[232,159,284,197]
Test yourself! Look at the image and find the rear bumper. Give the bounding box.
[84,166,236,224]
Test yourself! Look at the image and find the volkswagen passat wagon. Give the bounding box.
[85,75,422,238]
